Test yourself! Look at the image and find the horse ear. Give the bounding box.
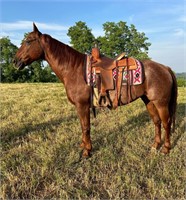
[33,23,41,36]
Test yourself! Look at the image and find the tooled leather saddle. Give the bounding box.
[86,46,139,110]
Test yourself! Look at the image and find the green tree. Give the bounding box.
[67,21,95,53]
[68,21,151,59]
[39,64,59,82]
[0,37,30,82]
[97,21,151,59]
[28,61,44,82]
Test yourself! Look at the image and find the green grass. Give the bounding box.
[1,83,185,199]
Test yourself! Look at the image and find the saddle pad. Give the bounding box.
[86,56,143,86]
[121,60,144,85]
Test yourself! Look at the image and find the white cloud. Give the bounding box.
[0,21,69,31]
[36,22,69,31]
[0,21,70,46]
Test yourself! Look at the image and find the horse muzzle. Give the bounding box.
[13,57,25,70]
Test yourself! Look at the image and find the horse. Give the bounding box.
[13,23,177,157]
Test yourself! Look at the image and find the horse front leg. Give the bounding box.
[76,103,92,157]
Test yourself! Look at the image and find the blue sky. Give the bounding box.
[0,0,185,72]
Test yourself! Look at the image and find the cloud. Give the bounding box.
[0,21,69,31]
[0,21,70,46]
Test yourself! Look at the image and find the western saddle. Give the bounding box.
[89,46,138,109]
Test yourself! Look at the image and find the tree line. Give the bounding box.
[1,21,151,83]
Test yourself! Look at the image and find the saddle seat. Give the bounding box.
[92,51,137,71]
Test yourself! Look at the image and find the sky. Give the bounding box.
[0,0,185,72]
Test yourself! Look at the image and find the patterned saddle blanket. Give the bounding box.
[87,57,144,87]
[113,59,143,86]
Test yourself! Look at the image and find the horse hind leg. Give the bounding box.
[153,102,171,154]
[142,96,162,150]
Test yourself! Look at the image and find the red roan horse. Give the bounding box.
[14,23,177,157]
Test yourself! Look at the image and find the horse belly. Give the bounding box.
[120,84,145,104]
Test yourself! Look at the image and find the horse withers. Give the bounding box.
[13,23,177,157]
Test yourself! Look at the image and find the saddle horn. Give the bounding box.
[91,43,100,60]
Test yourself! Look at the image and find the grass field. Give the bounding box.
[0,83,185,199]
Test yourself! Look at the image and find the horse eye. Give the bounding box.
[25,38,36,46]
[25,40,31,45]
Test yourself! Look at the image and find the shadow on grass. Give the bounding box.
[1,113,78,150]
[93,103,185,153]
[92,108,150,153]
[172,103,185,148]
[2,102,184,155]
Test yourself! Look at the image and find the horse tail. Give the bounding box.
[168,67,178,132]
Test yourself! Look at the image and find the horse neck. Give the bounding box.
[40,34,86,83]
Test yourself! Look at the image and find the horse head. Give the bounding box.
[13,23,44,70]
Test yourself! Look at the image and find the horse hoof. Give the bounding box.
[80,142,85,148]
[161,146,170,154]
[151,142,161,150]
[82,149,91,158]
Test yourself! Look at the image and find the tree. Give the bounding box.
[40,64,59,82]
[176,73,186,87]
[68,21,151,59]
[97,21,151,59]
[67,21,95,53]
[0,37,29,82]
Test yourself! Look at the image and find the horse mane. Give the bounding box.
[42,34,85,67]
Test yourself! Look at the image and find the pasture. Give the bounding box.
[1,83,185,199]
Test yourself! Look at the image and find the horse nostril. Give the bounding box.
[12,58,16,64]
